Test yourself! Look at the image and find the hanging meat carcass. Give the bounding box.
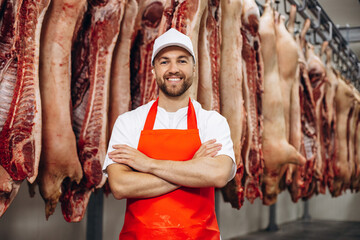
[0,0,49,182]
[240,0,264,203]
[37,0,86,219]
[258,0,305,205]
[61,0,126,222]
[274,11,302,195]
[320,42,338,195]
[352,90,360,192]
[130,0,166,109]
[305,41,327,195]
[0,0,50,216]
[108,0,138,134]
[0,166,20,216]
[286,18,318,201]
[274,13,301,148]
[158,0,208,100]
[332,78,355,196]
[219,0,245,209]
[349,86,360,191]
[197,0,221,112]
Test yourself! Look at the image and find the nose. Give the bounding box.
[168,61,179,74]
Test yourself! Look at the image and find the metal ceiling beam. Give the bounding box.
[338,26,360,43]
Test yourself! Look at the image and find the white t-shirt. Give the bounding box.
[103,99,236,179]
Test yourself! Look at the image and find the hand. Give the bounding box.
[108,144,153,173]
[193,139,222,159]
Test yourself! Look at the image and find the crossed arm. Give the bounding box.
[106,139,234,200]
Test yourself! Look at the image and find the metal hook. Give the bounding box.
[313,30,321,45]
[324,21,333,42]
[346,68,351,79]
[297,0,307,12]
[333,52,339,64]
[275,0,280,11]
[284,0,290,14]
[357,63,360,79]
[255,0,264,14]
[311,6,321,30]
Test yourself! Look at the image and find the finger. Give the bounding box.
[202,139,217,146]
[112,144,124,149]
[112,144,133,150]
[203,143,222,153]
[108,148,127,157]
[108,151,133,160]
[207,143,222,149]
[204,149,219,157]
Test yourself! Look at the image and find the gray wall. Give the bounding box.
[1,182,360,240]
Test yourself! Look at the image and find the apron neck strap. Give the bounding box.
[143,98,198,130]
[187,98,197,130]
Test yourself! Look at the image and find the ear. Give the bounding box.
[151,69,155,75]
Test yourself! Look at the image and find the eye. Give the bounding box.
[178,59,188,64]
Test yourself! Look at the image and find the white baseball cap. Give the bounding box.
[151,28,196,66]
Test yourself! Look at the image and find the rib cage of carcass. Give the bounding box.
[0,0,359,222]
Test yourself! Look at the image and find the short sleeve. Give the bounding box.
[102,113,139,176]
[202,112,236,180]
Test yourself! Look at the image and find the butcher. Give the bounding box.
[103,28,236,239]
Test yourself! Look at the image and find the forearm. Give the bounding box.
[107,163,179,199]
[148,155,234,188]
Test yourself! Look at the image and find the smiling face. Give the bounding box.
[153,46,195,98]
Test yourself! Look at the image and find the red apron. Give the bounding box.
[119,98,220,240]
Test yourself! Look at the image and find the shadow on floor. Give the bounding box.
[227,219,360,240]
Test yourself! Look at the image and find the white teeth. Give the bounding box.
[167,78,181,82]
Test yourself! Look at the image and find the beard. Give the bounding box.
[157,74,192,97]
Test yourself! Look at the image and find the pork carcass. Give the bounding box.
[130,0,166,109]
[333,78,355,196]
[274,11,302,196]
[0,0,49,216]
[274,13,300,145]
[0,0,49,183]
[197,0,221,112]
[240,0,264,203]
[305,42,327,194]
[158,0,208,100]
[320,43,338,194]
[63,0,126,222]
[286,18,318,201]
[349,87,360,191]
[0,166,20,216]
[219,0,245,209]
[108,0,138,134]
[37,0,86,219]
[352,90,360,192]
[259,0,305,205]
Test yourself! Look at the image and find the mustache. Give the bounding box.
[164,73,184,78]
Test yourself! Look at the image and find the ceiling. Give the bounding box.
[317,0,360,62]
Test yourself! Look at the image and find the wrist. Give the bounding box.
[146,157,157,173]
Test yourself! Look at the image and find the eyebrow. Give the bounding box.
[158,55,190,61]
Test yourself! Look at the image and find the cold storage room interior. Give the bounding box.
[0,0,360,240]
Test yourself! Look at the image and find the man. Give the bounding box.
[103,28,236,239]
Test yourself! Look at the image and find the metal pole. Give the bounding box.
[302,199,311,221]
[215,189,220,223]
[266,203,279,232]
[86,189,104,240]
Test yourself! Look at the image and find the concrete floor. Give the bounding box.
[227,220,360,240]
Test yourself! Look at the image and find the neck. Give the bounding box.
[158,91,190,112]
